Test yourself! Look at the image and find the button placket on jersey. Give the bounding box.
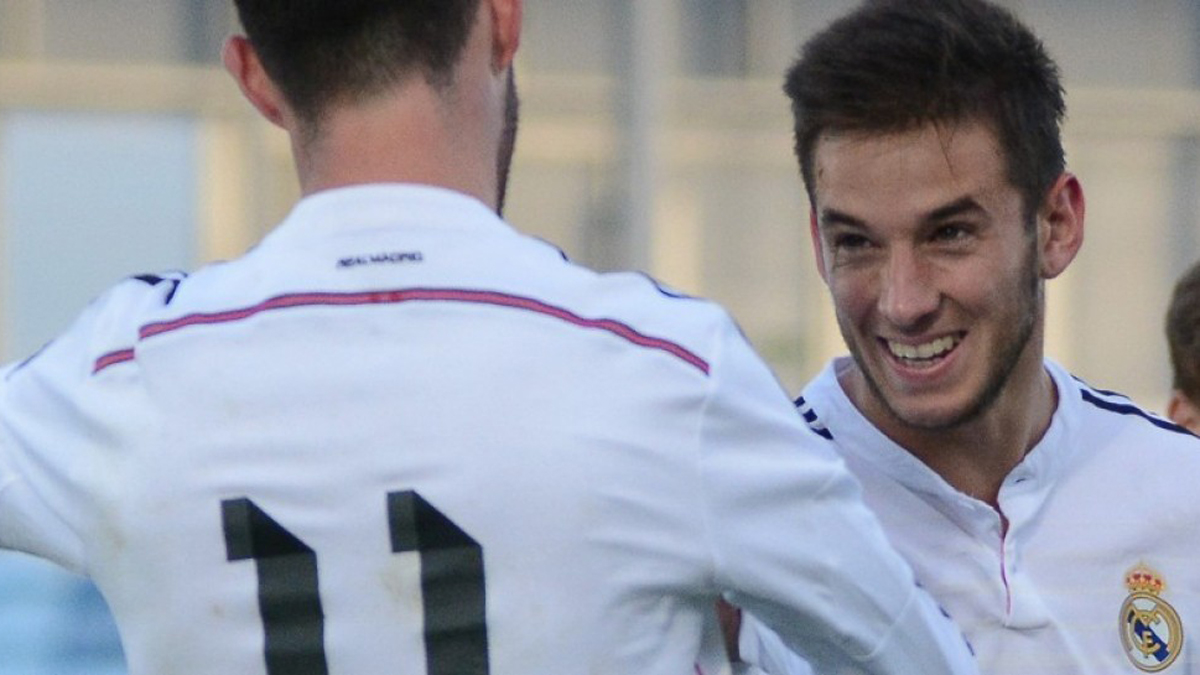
[996,469,1051,629]
[941,495,1011,624]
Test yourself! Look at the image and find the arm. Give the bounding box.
[697,323,974,675]
[0,274,180,567]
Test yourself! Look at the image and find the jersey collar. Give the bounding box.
[263,183,512,246]
[805,357,1081,525]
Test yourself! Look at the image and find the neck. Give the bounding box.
[294,83,498,209]
[843,346,1057,509]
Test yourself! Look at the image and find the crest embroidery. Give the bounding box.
[1120,565,1184,671]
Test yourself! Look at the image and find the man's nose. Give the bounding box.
[877,248,939,329]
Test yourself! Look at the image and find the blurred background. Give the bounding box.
[0,0,1198,672]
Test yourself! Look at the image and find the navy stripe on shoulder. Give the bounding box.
[794,395,833,440]
[132,272,186,305]
[1078,387,1195,437]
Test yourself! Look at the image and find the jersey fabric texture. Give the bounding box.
[741,356,1200,674]
[0,185,975,675]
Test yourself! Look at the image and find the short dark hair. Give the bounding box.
[1167,261,1200,401]
[233,0,481,129]
[784,0,1066,220]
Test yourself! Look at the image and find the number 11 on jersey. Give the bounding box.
[222,490,489,674]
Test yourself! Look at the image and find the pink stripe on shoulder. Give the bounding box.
[94,288,710,375]
[92,349,135,373]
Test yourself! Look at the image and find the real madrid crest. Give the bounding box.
[1120,564,1184,671]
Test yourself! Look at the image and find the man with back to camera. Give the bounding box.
[726,0,1200,673]
[1165,259,1200,434]
[0,1,978,674]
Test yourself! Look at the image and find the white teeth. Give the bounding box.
[887,335,957,361]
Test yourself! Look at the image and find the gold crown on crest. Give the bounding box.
[1125,565,1166,595]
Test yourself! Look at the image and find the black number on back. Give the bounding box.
[222,491,489,674]
[388,491,489,674]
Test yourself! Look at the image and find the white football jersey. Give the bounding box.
[0,186,975,675]
[743,356,1200,674]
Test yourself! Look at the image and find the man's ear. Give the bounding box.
[1038,172,1085,280]
[487,0,522,73]
[809,208,829,284]
[1166,390,1200,434]
[222,36,290,129]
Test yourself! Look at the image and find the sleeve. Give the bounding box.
[696,322,976,675]
[0,274,178,570]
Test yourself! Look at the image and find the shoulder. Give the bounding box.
[1051,370,1200,534]
[568,267,729,329]
[1055,368,1200,473]
[11,271,189,379]
[544,265,743,375]
[1069,375,1195,442]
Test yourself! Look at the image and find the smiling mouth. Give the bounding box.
[885,334,961,366]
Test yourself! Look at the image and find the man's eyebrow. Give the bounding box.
[818,195,984,230]
[817,208,868,229]
[927,196,984,222]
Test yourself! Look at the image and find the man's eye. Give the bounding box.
[931,224,969,242]
[833,233,871,249]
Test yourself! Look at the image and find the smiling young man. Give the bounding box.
[730,1,1200,673]
[811,122,1075,506]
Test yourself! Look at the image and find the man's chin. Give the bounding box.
[880,393,984,432]
[889,409,965,432]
